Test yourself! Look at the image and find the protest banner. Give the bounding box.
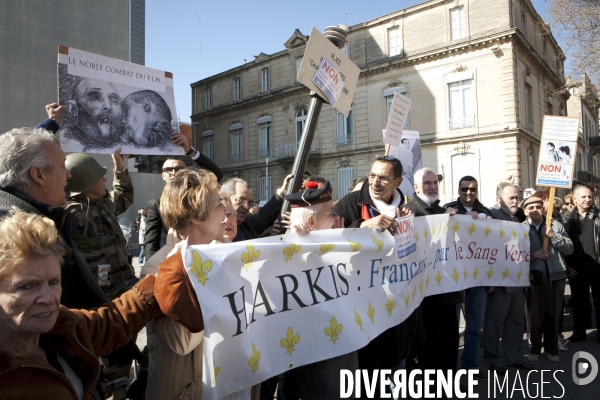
[297,27,360,117]
[383,92,412,147]
[57,46,182,155]
[179,214,530,399]
[386,130,423,196]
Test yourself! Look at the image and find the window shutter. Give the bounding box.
[338,167,355,199]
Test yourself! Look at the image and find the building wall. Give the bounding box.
[0,0,144,134]
[191,0,566,207]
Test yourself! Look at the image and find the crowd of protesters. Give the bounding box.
[0,103,597,400]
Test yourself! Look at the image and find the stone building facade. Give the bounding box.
[191,0,570,206]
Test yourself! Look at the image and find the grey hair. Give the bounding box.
[573,184,591,196]
[0,128,59,191]
[221,177,250,197]
[413,167,436,186]
[496,181,519,197]
[289,202,328,232]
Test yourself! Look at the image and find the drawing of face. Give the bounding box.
[121,91,172,147]
[68,78,123,140]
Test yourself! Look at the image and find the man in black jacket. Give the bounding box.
[405,167,464,375]
[221,175,292,242]
[443,175,493,375]
[144,133,223,260]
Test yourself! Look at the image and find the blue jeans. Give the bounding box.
[138,244,145,264]
[460,286,487,369]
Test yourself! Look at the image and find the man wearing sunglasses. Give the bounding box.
[443,176,493,377]
[335,155,421,392]
[144,132,223,260]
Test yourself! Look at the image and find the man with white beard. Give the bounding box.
[483,182,532,374]
[404,168,465,376]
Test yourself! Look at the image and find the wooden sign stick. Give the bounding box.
[384,144,391,156]
[542,186,556,250]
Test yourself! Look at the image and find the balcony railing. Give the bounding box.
[449,115,475,130]
[230,153,243,163]
[589,136,600,148]
[275,139,321,159]
[336,134,354,147]
[576,171,598,185]
[258,148,271,159]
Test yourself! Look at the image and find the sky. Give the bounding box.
[146,0,551,123]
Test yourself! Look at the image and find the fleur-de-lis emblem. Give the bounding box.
[385,296,396,316]
[412,284,417,300]
[511,228,517,240]
[502,268,509,280]
[473,266,480,279]
[419,280,424,294]
[404,291,410,309]
[452,221,460,235]
[280,327,300,355]
[435,271,443,286]
[499,226,505,238]
[468,223,476,236]
[484,225,492,237]
[324,316,343,344]
[443,224,448,234]
[371,235,384,252]
[432,224,437,237]
[463,267,468,281]
[522,230,528,239]
[347,238,362,252]
[283,243,302,262]
[486,267,494,280]
[423,227,429,242]
[452,268,460,283]
[190,251,212,286]
[248,343,261,374]
[527,271,530,278]
[212,361,220,385]
[353,309,363,332]
[367,302,375,324]
[517,269,523,281]
[319,243,335,256]
[241,244,260,271]
[415,231,420,245]
[426,274,431,288]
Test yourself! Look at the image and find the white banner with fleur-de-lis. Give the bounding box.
[182,214,530,399]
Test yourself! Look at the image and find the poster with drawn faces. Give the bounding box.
[57,47,183,155]
[540,140,575,164]
[387,130,423,196]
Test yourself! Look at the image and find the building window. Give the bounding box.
[337,109,353,146]
[203,136,213,161]
[205,87,211,109]
[193,87,197,113]
[525,83,533,131]
[342,43,348,56]
[233,78,241,101]
[261,68,269,92]
[259,175,272,201]
[451,152,478,201]
[450,7,465,40]
[338,166,354,200]
[547,100,553,116]
[231,129,243,163]
[296,108,307,142]
[296,57,302,81]
[259,122,271,158]
[449,79,474,130]
[388,26,401,57]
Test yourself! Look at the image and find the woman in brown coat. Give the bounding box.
[0,208,161,400]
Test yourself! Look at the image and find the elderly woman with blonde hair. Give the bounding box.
[144,168,258,399]
[0,207,160,400]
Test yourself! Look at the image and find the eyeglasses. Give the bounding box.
[460,187,478,193]
[317,211,338,218]
[233,197,256,208]
[375,155,397,161]
[162,166,185,174]
[368,173,397,184]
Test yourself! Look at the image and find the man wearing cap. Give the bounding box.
[335,155,422,386]
[523,196,572,362]
[64,148,136,300]
[279,180,357,399]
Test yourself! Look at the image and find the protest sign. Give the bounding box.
[57,46,182,155]
[297,27,360,117]
[180,215,530,399]
[386,130,423,196]
[394,214,416,260]
[536,116,579,188]
[383,92,411,147]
